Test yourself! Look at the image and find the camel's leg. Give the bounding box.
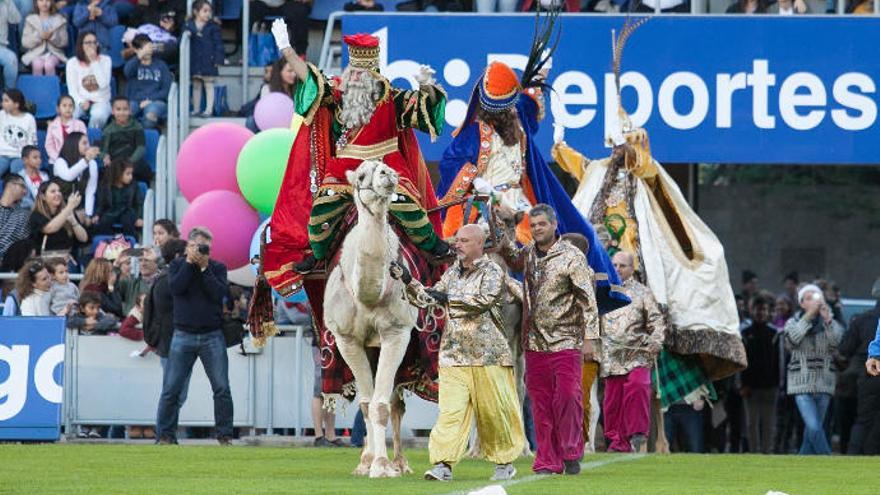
[654,396,670,454]
[467,419,482,458]
[335,334,376,475]
[368,330,410,478]
[390,393,412,474]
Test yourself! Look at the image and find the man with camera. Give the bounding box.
[155,227,233,445]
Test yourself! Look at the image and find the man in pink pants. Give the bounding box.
[502,204,600,475]
[601,251,665,453]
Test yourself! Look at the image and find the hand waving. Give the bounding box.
[271,19,291,51]
[414,65,436,86]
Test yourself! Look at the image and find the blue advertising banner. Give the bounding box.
[342,14,879,165]
[0,317,66,441]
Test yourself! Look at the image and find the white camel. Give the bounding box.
[323,160,417,478]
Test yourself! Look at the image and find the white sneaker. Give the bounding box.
[490,463,516,481]
[424,463,452,481]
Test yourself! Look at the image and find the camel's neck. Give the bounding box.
[350,199,394,306]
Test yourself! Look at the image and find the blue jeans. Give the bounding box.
[0,156,23,177]
[156,329,233,440]
[0,46,18,90]
[664,403,704,453]
[132,100,168,128]
[351,409,366,447]
[795,393,832,455]
[160,356,192,409]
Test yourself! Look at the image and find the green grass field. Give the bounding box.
[0,445,871,494]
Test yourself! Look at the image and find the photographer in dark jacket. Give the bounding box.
[155,227,233,445]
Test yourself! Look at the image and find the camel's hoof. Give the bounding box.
[369,457,401,478]
[352,463,371,476]
[392,456,413,475]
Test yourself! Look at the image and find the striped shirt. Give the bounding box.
[0,204,31,262]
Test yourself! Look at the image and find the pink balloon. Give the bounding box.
[180,190,261,268]
[176,123,254,201]
[254,92,295,130]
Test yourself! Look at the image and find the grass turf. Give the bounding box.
[0,444,871,494]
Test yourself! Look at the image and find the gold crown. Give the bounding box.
[348,45,380,70]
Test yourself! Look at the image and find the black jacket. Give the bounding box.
[740,322,781,390]
[143,270,174,357]
[168,257,227,334]
[839,303,880,392]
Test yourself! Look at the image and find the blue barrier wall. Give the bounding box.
[342,14,880,165]
[0,317,65,441]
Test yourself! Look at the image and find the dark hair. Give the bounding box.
[784,271,799,284]
[153,219,180,238]
[105,159,134,187]
[561,233,589,256]
[57,95,74,107]
[191,0,212,17]
[749,294,772,312]
[21,145,40,159]
[529,203,557,224]
[3,88,27,113]
[475,106,522,147]
[79,291,102,308]
[742,270,758,285]
[111,95,130,107]
[15,260,46,300]
[161,238,188,264]
[45,257,68,275]
[32,0,58,14]
[2,172,25,191]
[268,58,296,96]
[75,31,101,63]
[59,131,86,166]
[131,33,152,50]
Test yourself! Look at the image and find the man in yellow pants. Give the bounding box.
[391,224,525,482]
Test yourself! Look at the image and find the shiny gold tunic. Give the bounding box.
[600,278,665,377]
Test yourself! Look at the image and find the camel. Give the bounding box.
[323,160,418,478]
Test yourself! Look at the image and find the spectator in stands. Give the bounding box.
[155,227,233,445]
[784,284,844,455]
[150,217,178,260]
[726,0,767,12]
[782,272,799,308]
[119,291,146,340]
[740,269,760,303]
[122,9,180,65]
[0,0,22,91]
[186,0,223,118]
[21,0,69,76]
[633,0,689,12]
[143,237,187,362]
[72,0,117,51]
[774,294,794,328]
[0,89,38,177]
[79,256,124,317]
[0,174,32,273]
[29,181,88,258]
[739,295,779,454]
[846,0,875,13]
[54,131,100,220]
[46,95,88,165]
[124,34,172,129]
[66,290,118,333]
[343,0,383,11]
[67,31,113,129]
[46,255,79,315]
[520,0,579,12]
[101,97,153,183]
[93,159,143,238]
[16,146,48,210]
[249,0,311,56]
[17,259,53,315]
[770,0,809,13]
[117,247,158,315]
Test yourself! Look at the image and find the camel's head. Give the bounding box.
[346,160,399,209]
[493,204,524,244]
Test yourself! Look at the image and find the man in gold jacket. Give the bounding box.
[391,224,524,482]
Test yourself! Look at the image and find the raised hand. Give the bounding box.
[415,65,436,86]
[271,19,291,51]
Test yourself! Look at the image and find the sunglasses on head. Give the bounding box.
[28,262,45,275]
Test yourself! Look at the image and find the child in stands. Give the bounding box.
[46,95,88,165]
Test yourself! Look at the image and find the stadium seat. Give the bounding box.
[309,0,348,20]
[144,129,159,171]
[138,181,148,199]
[109,25,128,69]
[36,129,50,171]
[18,75,62,120]
[219,0,243,19]
[87,128,103,146]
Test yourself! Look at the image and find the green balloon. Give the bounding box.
[236,128,297,214]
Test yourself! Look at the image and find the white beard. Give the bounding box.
[339,67,381,129]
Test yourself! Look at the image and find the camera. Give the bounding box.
[197,244,210,255]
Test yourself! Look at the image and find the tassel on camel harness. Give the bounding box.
[247,224,278,347]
